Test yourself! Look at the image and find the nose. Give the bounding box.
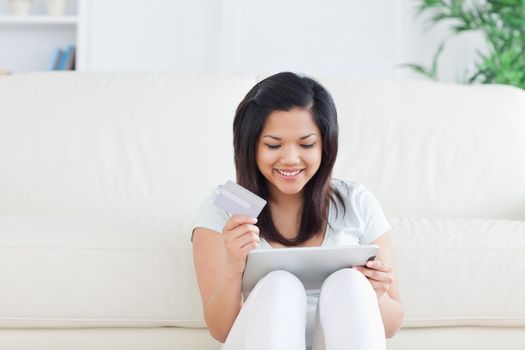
[280,145,300,165]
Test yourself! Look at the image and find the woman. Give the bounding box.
[191,72,403,350]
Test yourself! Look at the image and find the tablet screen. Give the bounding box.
[242,245,379,299]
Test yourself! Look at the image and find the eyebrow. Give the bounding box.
[263,133,316,141]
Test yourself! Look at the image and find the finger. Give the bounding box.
[356,267,391,283]
[368,279,388,291]
[241,241,259,255]
[226,236,259,257]
[223,215,257,232]
[224,230,260,250]
[359,272,392,295]
[237,232,260,249]
[366,260,392,272]
[224,233,260,261]
[225,223,259,240]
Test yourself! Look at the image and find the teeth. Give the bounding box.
[277,169,302,177]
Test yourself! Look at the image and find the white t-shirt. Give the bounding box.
[192,178,391,348]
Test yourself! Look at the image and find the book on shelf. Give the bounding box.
[65,46,76,70]
[50,48,64,70]
[50,45,76,71]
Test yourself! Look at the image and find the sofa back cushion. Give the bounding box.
[1,73,524,219]
[323,79,525,220]
[0,72,252,219]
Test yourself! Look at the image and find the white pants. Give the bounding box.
[222,268,386,350]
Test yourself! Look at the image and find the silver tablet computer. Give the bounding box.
[242,245,379,299]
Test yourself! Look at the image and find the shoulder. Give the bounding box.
[330,178,383,217]
[331,178,368,200]
[192,183,230,235]
[329,178,391,244]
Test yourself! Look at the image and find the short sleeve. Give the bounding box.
[353,183,392,244]
[191,185,230,241]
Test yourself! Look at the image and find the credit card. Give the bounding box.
[214,180,267,218]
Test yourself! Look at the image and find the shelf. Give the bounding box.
[0,0,81,73]
[0,15,77,25]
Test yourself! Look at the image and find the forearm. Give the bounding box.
[378,292,404,338]
[204,269,243,342]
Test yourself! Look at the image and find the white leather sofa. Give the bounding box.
[0,72,524,350]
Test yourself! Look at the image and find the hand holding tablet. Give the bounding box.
[242,245,379,299]
[213,181,378,300]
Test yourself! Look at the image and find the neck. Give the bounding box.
[268,189,304,239]
[268,188,303,210]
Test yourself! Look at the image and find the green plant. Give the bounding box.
[405,0,525,89]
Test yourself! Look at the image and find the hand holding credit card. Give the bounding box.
[213,180,267,218]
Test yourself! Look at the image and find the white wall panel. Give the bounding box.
[81,0,488,83]
[83,0,400,78]
[83,0,220,71]
[215,0,399,79]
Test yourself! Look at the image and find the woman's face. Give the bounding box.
[256,107,322,200]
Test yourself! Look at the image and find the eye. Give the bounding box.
[265,144,281,149]
[301,143,316,149]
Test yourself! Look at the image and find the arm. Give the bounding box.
[192,216,260,342]
[355,232,404,338]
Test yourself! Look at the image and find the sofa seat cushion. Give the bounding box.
[390,218,525,327]
[0,215,205,328]
[1,215,524,329]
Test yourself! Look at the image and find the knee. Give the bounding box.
[319,268,377,311]
[260,270,306,300]
[322,267,369,290]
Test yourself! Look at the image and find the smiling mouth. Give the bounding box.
[275,169,303,177]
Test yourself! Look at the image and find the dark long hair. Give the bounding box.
[233,72,345,246]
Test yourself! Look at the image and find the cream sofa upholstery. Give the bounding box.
[0,72,524,349]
